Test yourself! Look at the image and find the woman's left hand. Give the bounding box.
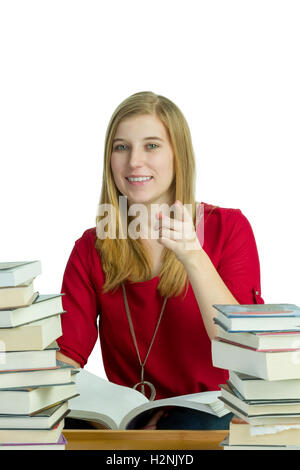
[154,200,202,265]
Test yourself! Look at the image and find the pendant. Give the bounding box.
[133,381,156,401]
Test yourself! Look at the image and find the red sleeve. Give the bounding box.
[56,233,100,367]
[217,209,264,305]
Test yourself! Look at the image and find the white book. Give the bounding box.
[217,327,300,351]
[229,420,300,446]
[212,338,300,381]
[0,419,64,444]
[221,436,300,451]
[228,370,300,401]
[0,433,67,450]
[0,382,78,414]
[0,314,62,351]
[0,401,69,429]
[0,278,35,309]
[0,262,42,287]
[213,303,300,332]
[68,370,229,430]
[0,361,76,389]
[220,383,300,416]
[219,399,300,425]
[0,294,64,328]
[0,342,58,371]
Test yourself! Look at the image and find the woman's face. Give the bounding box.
[110,114,175,208]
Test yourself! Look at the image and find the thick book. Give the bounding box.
[0,433,67,450]
[213,303,300,332]
[0,314,62,351]
[0,293,65,328]
[228,370,300,401]
[229,421,300,446]
[0,341,58,371]
[0,360,76,389]
[0,382,78,415]
[67,370,229,430]
[0,418,64,444]
[221,436,300,451]
[0,401,69,429]
[216,327,300,351]
[220,383,300,416]
[212,338,300,381]
[0,278,35,309]
[0,261,42,288]
[219,385,300,425]
[220,402,300,426]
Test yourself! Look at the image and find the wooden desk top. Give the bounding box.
[63,430,228,450]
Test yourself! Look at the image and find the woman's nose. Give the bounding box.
[128,148,145,167]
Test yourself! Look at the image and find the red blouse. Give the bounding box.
[57,202,264,399]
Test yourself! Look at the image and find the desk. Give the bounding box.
[64,430,228,450]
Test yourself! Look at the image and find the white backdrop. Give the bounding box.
[0,1,299,378]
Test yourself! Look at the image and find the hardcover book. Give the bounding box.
[213,303,300,332]
[0,433,67,450]
[0,261,42,288]
[0,294,65,328]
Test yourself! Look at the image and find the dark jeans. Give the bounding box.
[156,408,233,430]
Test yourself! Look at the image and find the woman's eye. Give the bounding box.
[113,143,159,151]
[114,144,128,151]
[147,143,159,150]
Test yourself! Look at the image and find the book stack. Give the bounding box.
[0,261,79,450]
[211,303,300,450]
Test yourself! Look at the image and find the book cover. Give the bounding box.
[213,303,300,318]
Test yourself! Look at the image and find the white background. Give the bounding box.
[0,1,299,378]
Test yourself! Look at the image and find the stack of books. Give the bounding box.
[212,303,300,450]
[0,261,79,450]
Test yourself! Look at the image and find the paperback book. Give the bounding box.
[67,369,229,430]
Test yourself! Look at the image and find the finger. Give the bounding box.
[179,201,194,225]
[159,228,181,241]
[174,201,196,241]
[231,417,248,424]
[174,200,184,222]
[156,215,186,233]
[158,223,196,242]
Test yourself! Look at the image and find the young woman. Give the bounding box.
[57,91,264,429]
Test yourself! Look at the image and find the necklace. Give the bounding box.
[121,282,168,401]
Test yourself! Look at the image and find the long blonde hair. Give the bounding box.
[95,91,197,298]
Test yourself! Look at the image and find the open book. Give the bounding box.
[67,370,229,430]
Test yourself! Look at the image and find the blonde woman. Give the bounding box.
[57,91,264,429]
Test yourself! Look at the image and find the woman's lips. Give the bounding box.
[125,177,154,186]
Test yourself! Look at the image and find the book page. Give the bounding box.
[121,390,228,429]
[68,370,148,429]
